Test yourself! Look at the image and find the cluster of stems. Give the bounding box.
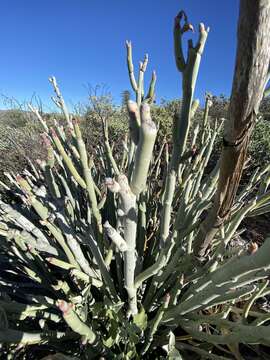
[1,3,270,359]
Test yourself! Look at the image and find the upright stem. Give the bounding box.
[160,13,209,247]
[117,175,138,315]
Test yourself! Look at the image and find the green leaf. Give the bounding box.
[125,322,139,344]
[103,336,115,348]
[92,302,105,317]
[111,301,125,313]
[167,348,183,360]
[133,306,148,331]
[106,308,115,320]
[103,317,121,348]
[125,345,139,360]
[139,202,146,212]
[163,332,183,360]
[169,331,176,348]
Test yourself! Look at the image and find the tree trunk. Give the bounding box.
[194,0,270,258]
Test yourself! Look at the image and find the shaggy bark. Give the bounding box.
[194,0,270,257]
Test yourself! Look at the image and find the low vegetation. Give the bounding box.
[1,2,270,359]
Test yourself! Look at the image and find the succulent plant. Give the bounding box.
[1,3,270,359]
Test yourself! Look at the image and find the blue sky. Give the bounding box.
[0,0,239,110]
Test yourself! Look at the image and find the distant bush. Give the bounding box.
[249,118,270,167]
[1,93,270,185]
[0,111,43,178]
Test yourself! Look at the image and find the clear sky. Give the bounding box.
[0,0,239,110]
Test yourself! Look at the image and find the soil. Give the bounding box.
[243,213,270,246]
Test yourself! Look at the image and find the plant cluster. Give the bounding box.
[1,9,270,360]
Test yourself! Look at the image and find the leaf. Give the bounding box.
[126,349,137,359]
[163,345,183,360]
[106,308,116,320]
[110,301,125,313]
[125,322,139,344]
[163,332,183,360]
[92,302,104,317]
[139,202,146,212]
[133,306,148,331]
[167,348,183,360]
[103,336,115,348]
[169,331,176,348]
[103,317,121,348]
